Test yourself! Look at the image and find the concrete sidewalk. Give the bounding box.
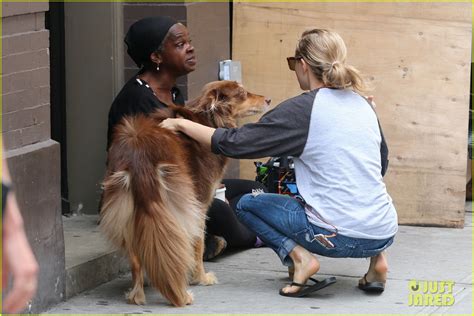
[46,207,472,314]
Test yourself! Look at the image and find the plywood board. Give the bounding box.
[233,2,472,227]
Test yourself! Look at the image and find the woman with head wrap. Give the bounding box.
[107,16,195,149]
[106,16,266,262]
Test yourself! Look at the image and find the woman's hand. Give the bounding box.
[160,118,185,133]
[160,118,216,149]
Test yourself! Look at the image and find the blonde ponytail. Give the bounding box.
[297,29,371,95]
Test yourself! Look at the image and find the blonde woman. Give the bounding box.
[161,29,398,297]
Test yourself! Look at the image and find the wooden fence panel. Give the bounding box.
[233,2,471,227]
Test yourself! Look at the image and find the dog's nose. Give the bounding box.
[265,98,272,105]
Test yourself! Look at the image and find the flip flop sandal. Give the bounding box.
[279,276,337,297]
[358,274,385,293]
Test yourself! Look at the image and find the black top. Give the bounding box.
[107,75,185,149]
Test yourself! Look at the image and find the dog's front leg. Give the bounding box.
[190,231,218,286]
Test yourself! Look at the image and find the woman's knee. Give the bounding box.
[239,193,299,211]
[235,193,253,216]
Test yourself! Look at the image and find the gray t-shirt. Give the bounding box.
[211,88,398,239]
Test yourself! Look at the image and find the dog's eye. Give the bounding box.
[217,94,227,101]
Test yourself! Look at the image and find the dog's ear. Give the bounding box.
[186,81,240,114]
[187,87,220,113]
[205,83,238,111]
[208,89,220,112]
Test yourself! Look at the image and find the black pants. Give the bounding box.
[205,179,267,248]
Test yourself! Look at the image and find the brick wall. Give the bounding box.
[1,2,65,312]
[2,4,51,149]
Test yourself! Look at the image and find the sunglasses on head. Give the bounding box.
[286,56,302,71]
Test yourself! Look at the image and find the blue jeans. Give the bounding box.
[235,193,394,266]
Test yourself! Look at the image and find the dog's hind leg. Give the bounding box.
[190,232,218,286]
[126,251,146,305]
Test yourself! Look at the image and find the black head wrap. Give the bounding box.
[124,16,178,68]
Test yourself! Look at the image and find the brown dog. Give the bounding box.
[99,81,268,307]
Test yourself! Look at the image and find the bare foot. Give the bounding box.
[360,252,388,286]
[281,246,320,294]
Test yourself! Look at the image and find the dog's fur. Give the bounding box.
[100,81,267,307]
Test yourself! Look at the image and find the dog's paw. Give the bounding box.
[186,290,194,305]
[200,271,218,286]
[126,287,146,305]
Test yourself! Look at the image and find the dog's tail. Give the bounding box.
[101,159,204,307]
[135,163,204,306]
